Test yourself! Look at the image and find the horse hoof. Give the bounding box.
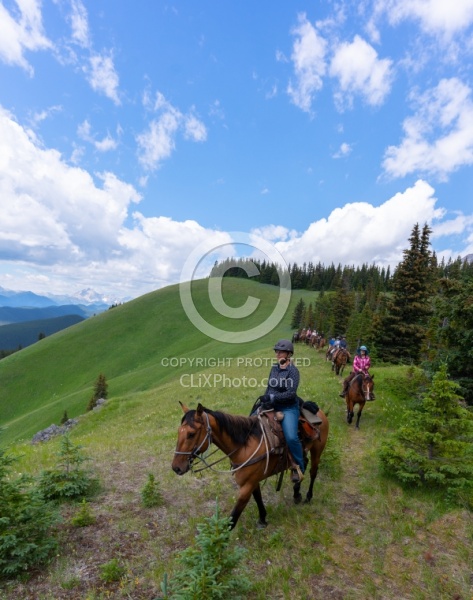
[294,494,303,505]
[256,520,268,529]
[304,497,312,504]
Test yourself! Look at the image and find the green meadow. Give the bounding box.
[1,279,472,599]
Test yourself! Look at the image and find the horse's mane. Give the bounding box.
[185,407,262,446]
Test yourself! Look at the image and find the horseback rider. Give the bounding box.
[331,335,348,362]
[253,339,321,484]
[339,345,374,399]
[328,335,340,359]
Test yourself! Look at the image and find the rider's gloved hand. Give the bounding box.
[257,395,273,409]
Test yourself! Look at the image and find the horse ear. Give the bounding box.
[179,401,189,413]
[371,374,375,380]
[196,403,204,415]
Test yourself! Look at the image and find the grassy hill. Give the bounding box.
[1,279,471,600]
[0,279,315,445]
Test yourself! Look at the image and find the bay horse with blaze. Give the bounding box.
[345,373,375,429]
[172,402,329,529]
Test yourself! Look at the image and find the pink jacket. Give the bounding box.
[353,354,371,374]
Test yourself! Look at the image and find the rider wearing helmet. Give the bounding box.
[339,345,373,398]
[255,339,306,483]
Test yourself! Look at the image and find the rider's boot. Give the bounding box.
[291,464,304,484]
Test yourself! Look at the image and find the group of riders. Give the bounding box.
[253,334,374,484]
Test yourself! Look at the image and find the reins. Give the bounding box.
[181,410,273,475]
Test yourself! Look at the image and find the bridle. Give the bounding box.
[173,410,213,468]
[174,409,271,474]
[361,374,372,401]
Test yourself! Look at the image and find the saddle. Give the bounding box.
[257,405,321,450]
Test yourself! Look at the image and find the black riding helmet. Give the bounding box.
[273,339,294,353]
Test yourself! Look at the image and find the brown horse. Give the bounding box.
[345,373,375,429]
[332,348,349,376]
[172,402,329,529]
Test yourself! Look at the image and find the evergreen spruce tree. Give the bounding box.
[0,449,57,577]
[290,299,305,329]
[313,291,333,336]
[379,364,473,504]
[375,223,435,363]
[169,501,251,599]
[87,373,108,411]
[331,284,353,336]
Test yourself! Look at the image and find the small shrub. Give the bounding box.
[141,473,163,508]
[38,435,95,502]
[99,558,126,583]
[87,373,108,412]
[70,499,96,527]
[379,364,473,504]
[60,410,69,425]
[167,500,251,599]
[0,448,58,578]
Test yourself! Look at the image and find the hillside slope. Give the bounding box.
[0,279,315,444]
[0,314,85,350]
[0,305,90,325]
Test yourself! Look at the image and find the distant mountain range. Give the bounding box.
[0,305,90,325]
[0,286,127,311]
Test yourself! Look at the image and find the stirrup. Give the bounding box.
[339,392,346,398]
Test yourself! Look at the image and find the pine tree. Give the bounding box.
[290,299,305,329]
[375,223,435,363]
[87,373,108,411]
[331,284,354,336]
[379,364,473,504]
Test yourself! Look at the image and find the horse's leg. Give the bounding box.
[346,398,353,424]
[293,480,302,504]
[252,484,268,529]
[304,451,320,503]
[293,452,309,504]
[355,402,365,429]
[229,482,258,529]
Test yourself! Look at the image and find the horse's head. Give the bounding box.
[171,402,212,475]
[361,374,374,401]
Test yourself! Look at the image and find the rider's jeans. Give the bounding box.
[280,404,304,472]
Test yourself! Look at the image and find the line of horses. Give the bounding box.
[172,343,375,530]
[292,329,326,350]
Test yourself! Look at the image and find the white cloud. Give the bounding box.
[87,52,120,104]
[77,119,118,152]
[330,35,394,109]
[382,78,473,179]
[0,0,52,74]
[381,0,473,37]
[137,92,207,170]
[184,114,208,142]
[287,13,327,113]
[0,107,222,297]
[275,180,445,268]
[1,110,471,300]
[69,0,90,48]
[0,107,140,265]
[251,225,297,242]
[332,142,352,158]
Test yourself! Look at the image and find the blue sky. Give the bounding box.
[1,0,473,300]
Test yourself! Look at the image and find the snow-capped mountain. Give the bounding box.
[0,286,128,309]
[50,288,128,306]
